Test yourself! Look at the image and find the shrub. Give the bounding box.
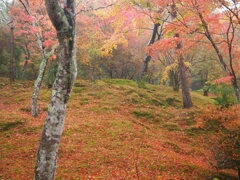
[212,83,236,108]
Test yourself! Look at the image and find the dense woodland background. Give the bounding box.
[0,0,239,179]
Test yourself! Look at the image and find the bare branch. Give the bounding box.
[77,3,115,14]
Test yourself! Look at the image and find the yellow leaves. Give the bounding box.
[161,61,192,83]
[100,44,117,57]
[161,61,178,83]
[165,30,175,38]
[100,31,128,57]
[184,61,192,69]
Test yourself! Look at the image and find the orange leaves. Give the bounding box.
[196,105,240,170]
[146,37,178,56]
[214,76,233,84]
[43,39,56,49]
[49,54,57,61]
[146,34,202,57]
[19,60,33,66]
[196,105,239,129]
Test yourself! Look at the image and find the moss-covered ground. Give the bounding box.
[0,78,238,179]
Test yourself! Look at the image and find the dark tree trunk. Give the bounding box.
[203,90,209,96]
[232,79,240,103]
[141,55,151,78]
[179,55,193,108]
[170,4,193,108]
[109,70,113,79]
[34,0,77,179]
[169,70,180,92]
[9,25,15,83]
[238,167,240,180]
[21,43,31,79]
[140,23,160,78]
[21,60,28,77]
[30,63,37,79]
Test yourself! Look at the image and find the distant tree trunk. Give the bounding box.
[21,43,31,79]
[232,79,240,103]
[203,90,209,96]
[30,63,37,79]
[9,24,15,83]
[34,0,77,179]
[109,70,113,79]
[200,70,208,87]
[200,70,209,96]
[140,23,160,78]
[21,61,28,76]
[169,70,180,91]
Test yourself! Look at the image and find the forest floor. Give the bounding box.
[0,77,238,180]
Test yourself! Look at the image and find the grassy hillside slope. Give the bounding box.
[0,78,238,179]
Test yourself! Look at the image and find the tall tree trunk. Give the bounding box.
[9,25,15,83]
[171,4,193,108]
[178,55,193,108]
[140,23,160,78]
[34,0,77,179]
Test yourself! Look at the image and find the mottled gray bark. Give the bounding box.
[18,0,58,117]
[30,35,47,116]
[31,55,48,117]
[34,0,77,179]
[9,25,15,83]
[140,23,160,78]
[32,46,57,117]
